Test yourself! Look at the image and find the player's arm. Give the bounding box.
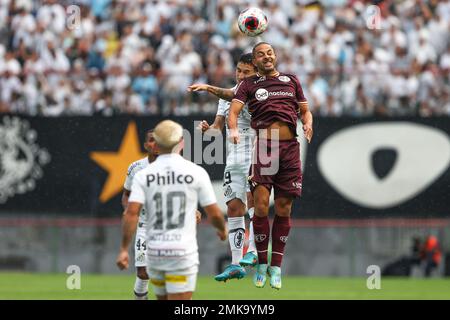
[188,84,234,101]
[227,99,244,144]
[299,101,313,143]
[197,115,225,136]
[116,201,142,270]
[203,203,227,241]
[121,189,130,210]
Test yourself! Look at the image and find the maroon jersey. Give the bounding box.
[233,72,307,134]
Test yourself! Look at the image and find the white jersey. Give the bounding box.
[124,157,150,226]
[216,85,255,166]
[129,153,217,271]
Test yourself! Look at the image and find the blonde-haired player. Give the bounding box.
[117,120,227,300]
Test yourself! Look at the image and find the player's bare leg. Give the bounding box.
[252,185,271,288]
[167,291,193,300]
[268,196,293,290]
[240,191,258,267]
[156,294,168,300]
[134,267,149,300]
[215,198,247,282]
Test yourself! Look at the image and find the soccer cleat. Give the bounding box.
[253,264,268,288]
[239,251,258,268]
[267,266,282,290]
[214,264,246,282]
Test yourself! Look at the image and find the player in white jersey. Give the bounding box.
[117,120,227,300]
[188,53,258,282]
[122,130,157,300]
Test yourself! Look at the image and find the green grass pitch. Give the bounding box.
[1,272,449,300]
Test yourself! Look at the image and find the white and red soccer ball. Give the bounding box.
[237,7,268,37]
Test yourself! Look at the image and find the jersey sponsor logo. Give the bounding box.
[148,249,186,257]
[0,117,51,203]
[234,229,245,249]
[254,76,266,84]
[254,234,267,243]
[148,233,182,242]
[280,236,288,243]
[146,172,194,186]
[255,89,295,101]
[269,91,294,97]
[255,88,269,101]
[278,75,291,82]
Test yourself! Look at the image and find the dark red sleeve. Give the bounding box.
[233,79,249,105]
[293,75,307,103]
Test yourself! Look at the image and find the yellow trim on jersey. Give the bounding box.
[150,278,166,287]
[165,275,188,283]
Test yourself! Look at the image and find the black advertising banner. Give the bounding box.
[295,117,450,218]
[0,115,219,216]
[0,115,449,218]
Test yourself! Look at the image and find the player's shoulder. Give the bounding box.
[247,74,262,84]
[126,157,148,176]
[183,159,209,177]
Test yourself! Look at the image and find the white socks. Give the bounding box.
[134,277,148,300]
[247,207,257,254]
[228,216,245,265]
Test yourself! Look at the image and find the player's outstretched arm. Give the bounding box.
[227,100,244,144]
[188,84,235,101]
[203,203,227,241]
[116,202,142,270]
[299,101,313,143]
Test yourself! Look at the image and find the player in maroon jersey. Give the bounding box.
[228,42,313,289]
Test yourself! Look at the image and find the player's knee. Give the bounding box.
[137,268,149,280]
[227,199,245,217]
[274,198,293,216]
[254,201,269,217]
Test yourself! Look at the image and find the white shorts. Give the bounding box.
[147,265,198,296]
[223,162,250,204]
[134,224,147,267]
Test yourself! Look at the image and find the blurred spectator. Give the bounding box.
[421,235,442,277]
[0,0,449,116]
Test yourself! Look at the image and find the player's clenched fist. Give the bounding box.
[197,120,210,132]
[116,250,129,270]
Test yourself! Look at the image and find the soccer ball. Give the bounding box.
[237,7,268,37]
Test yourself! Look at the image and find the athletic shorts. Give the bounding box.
[147,265,198,296]
[249,138,302,199]
[223,162,250,204]
[134,224,147,267]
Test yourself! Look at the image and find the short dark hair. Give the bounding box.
[252,42,273,57]
[238,53,253,65]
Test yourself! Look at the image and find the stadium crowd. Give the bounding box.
[0,0,449,117]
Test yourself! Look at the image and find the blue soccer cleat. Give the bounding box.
[267,266,282,290]
[239,251,258,268]
[214,264,246,282]
[253,263,268,288]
